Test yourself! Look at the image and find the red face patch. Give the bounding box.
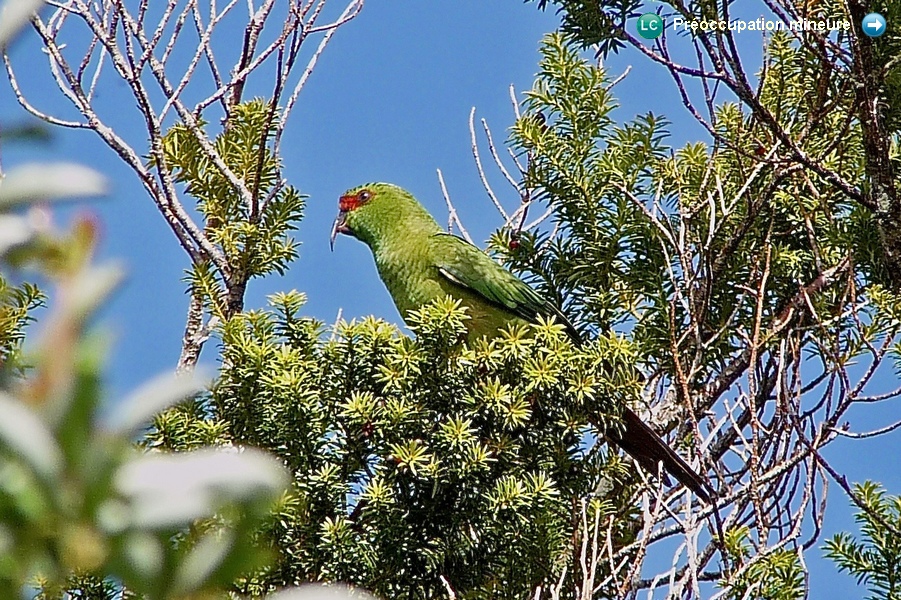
[339,189,372,212]
[339,194,360,212]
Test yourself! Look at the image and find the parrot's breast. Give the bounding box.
[372,244,525,342]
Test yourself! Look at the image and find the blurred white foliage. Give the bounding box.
[0,0,43,48]
[0,162,108,207]
[0,391,62,478]
[104,370,212,435]
[111,447,289,530]
[269,584,379,600]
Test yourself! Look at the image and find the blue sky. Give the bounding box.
[2,1,895,597]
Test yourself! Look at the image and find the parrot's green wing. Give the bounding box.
[432,232,711,502]
[430,232,580,340]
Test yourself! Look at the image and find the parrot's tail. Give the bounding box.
[606,407,712,504]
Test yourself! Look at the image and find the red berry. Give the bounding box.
[509,239,520,250]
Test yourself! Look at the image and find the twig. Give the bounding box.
[436,168,473,244]
[469,106,507,220]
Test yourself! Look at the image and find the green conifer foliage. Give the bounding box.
[151,291,644,598]
[161,99,306,319]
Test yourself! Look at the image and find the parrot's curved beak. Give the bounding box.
[330,210,350,251]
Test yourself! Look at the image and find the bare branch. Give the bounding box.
[469,106,507,220]
[11,0,362,369]
[436,168,473,245]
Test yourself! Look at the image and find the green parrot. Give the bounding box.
[330,182,711,503]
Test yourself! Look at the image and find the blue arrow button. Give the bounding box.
[862,13,886,37]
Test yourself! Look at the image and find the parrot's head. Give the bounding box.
[330,182,439,250]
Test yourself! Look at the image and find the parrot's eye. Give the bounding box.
[359,190,372,202]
